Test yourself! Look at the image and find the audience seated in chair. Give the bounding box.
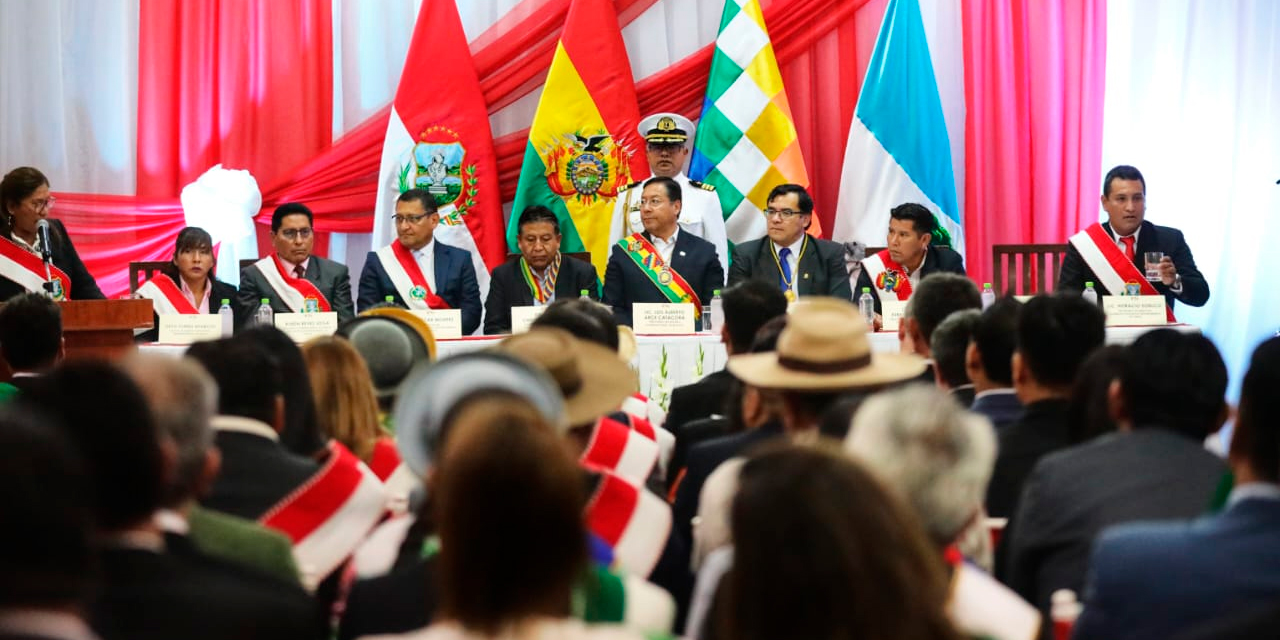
[966,297,1024,432]
[930,309,981,407]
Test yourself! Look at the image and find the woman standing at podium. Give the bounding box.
[0,166,104,301]
[135,226,241,341]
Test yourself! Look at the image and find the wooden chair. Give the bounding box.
[992,244,1068,296]
[128,261,171,294]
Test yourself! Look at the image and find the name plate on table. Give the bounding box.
[633,303,695,335]
[880,300,909,332]
[1102,295,1168,326]
[510,305,548,334]
[158,315,222,344]
[410,309,463,339]
[274,312,338,342]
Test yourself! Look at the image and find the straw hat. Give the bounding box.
[336,309,436,400]
[727,298,926,390]
[495,327,635,426]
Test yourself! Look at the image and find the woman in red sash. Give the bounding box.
[136,226,241,341]
[0,167,104,301]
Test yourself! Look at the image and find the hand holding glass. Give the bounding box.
[1144,251,1163,282]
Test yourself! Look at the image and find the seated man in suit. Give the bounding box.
[1074,335,1280,640]
[967,298,1024,432]
[358,188,482,334]
[1058,164,1209,313]
[899,273,982,363]
[1003,330,1228,631]
[727,183,851,302]
[484,205,600,334]
[930,309,981,407]
[603,177,724,327]
[856,202,966,316]
[239,202,355,323]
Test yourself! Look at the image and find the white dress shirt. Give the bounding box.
[650,228,679,265]
[771,235,805,297]
[412,239,437,292]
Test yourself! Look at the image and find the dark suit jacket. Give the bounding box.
[1057,220,1210,310]
[482,254,600,334]
[970,389,1023,432]
[202,429,322,521]
[727,236,852,300]
[1074,495,1280,640]
[950,384,976,408]
[986,398,1072,519]
[138,278,241,342]
[673,421,784,549]
[1001,428,1226,633]
[664,370,735,442]
[238,254,354,323]
[0,220,105,301]
[357,241,481,334]
[854,245,967,314]
[338,556,439,640]
[603,231,725,327]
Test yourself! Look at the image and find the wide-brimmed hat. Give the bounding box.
[336,309,436,400]
[495,327,636,426]
[727,298,926,390]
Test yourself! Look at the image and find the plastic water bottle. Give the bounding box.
[254,298,274,327]
[1082,282,1098,306]
[858,287,876,327]
[701,300,714,332]
[981,283,996,309]
[709,289,724,333]
[218,299,234,337]
[580,289,591,301]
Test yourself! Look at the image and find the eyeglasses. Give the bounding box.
[639,198,670,207]
[29,196,56,211]
[391,213,433,225]
[763,208,805,219]
[279,228,313,240]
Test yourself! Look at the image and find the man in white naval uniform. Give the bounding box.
[609,113,728,280]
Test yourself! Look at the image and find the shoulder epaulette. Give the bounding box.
[688,180,716,192]
[621,181,643,191]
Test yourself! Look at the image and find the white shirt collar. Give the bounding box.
[410,237,435,259]
[278,254,310,276]
[1108,223,1142,247]
[974,388,1017,400]
[0,610,100,640]
[10,232,43,256]
[211,415,279,441]
[1227,482,1280,508]
[153,508,189,535]
[650,227,679,246]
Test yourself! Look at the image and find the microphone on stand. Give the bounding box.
[35,219,55,299]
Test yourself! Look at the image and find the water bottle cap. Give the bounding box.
[861,287,870,293]
[1085,281,1094,287]
[580,289,589,296]
[713,289,721,296]
[385,295,395,302]
[984,282,992,289]
[260,298,269,303]
[220,298,230,305]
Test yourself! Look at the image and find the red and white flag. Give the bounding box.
[135,273,200,315]
[583,468,672,578]
[581,415,660,486]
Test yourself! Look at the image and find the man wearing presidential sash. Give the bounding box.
[358,189,482,335]
[603,176,724,327]
[727,184,853,302]
[854,203,967,316]
[1058,165,1209,313]
[238,202,355,323]
[483,205,600,334]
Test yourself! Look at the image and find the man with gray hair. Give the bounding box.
[930,309,981,407]
[845,385,1039,640]
[119,353,300,585]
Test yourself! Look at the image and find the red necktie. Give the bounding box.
[1120,236,1136,262]
[293,265,305,279]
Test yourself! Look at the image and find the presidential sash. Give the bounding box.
[582,467,672,578]
[1069,223,1176,322]
[368,436,417,515]
[374,241,449,310]
[617,233,702,318]
[0,235,71,300]
[135,273,200,315]
[259,440,388,590]
[520,253,561,305]
[252,255,332,313]
[861,249,913,306]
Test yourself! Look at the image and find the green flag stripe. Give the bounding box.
[508,142,586,254]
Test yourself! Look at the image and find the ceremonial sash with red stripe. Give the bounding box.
[252,255,332,313]
[1069,223,1176,322]
[260,440,387,588]
[0,235,71,300]
[617,233,702,318]
[580,415,659,486]
[136,274,200,315]
[375,241,449,310]
[861,249,913,306]
[582,467,672,577]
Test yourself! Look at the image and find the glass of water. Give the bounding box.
[1144,251,1164,282]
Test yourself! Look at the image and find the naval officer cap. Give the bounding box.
[639,112,696,146]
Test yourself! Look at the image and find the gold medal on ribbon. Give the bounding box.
[784,289,796,303]
[657,267,674,285]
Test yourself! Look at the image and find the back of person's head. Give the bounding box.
[0,292,62,371]
[302,336,382,461]
[17,361,163,533]
[531,298,619,352]
[912,274,981,346]
[1016,293,1105,388]
[970,297,1021,386]
[434,394,585,633]
[1066,345,1127,444]
[722,280,788,354]
[1231,337,1280,482]
[237,326,324,456]
[719,443,958,640]
[931,309,981,389]
[119,354,218,507]
[0,407,94,609]
[187,337,284,426]
[1119,329,1227,440]
[846,385,996,546]
[816,392,872,440]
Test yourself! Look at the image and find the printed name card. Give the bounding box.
[510,305,548,334]
[274,312,339,342]
[632,303,695,335]
[157,315,222,344]
[880,299,909,332]
[1102,295,1168,326]
[410,309,463,339]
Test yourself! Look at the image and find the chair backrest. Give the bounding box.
[128,261,171,294]
[992,244,1068,296]
[239,258,257,272]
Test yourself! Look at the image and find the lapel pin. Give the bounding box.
[679,251,686,256]
[803,273,810,279]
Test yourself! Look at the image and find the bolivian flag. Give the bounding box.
[509,0,647,278]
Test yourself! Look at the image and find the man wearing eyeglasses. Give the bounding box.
[238,202,355,322]
[356,189,481,334]
[609,113,729,278]
[726,184,852,302]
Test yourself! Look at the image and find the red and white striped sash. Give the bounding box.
[1069,223,1175,322]
[136,274,200,315]
[581,415,660,486]
[252,255,332,313]
[374,241,449,310]
[0,235,71,300]
[583,468,672,577]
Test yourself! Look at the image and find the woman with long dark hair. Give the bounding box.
[0,166,103,301]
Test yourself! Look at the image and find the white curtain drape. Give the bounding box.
[1102,0,1280,397]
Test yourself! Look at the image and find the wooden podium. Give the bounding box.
[59,299,154,360]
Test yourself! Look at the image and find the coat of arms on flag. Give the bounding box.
[396,124,478,226]
[541,131,633,205]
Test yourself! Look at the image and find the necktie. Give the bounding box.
[1120,236,1136,262]
[293,265,305,279]
[778,247,792,292]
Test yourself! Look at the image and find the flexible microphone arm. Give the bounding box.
[36,219,55,299]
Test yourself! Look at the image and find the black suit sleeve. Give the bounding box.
[575,261,601,300]
[726,243,753,287]
[853,265,881,315]
[823,244,853,301]
[603,248,631,326]
[940,247,967,275]
[237,267,266,314]
[699,248,725,306]
[482,266,512,335]
[456,256,481,335]
[1165,229,1209,307]
[356,252,387,311]
[330,262,354,323]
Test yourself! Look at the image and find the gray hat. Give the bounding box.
[336,313,432,401]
